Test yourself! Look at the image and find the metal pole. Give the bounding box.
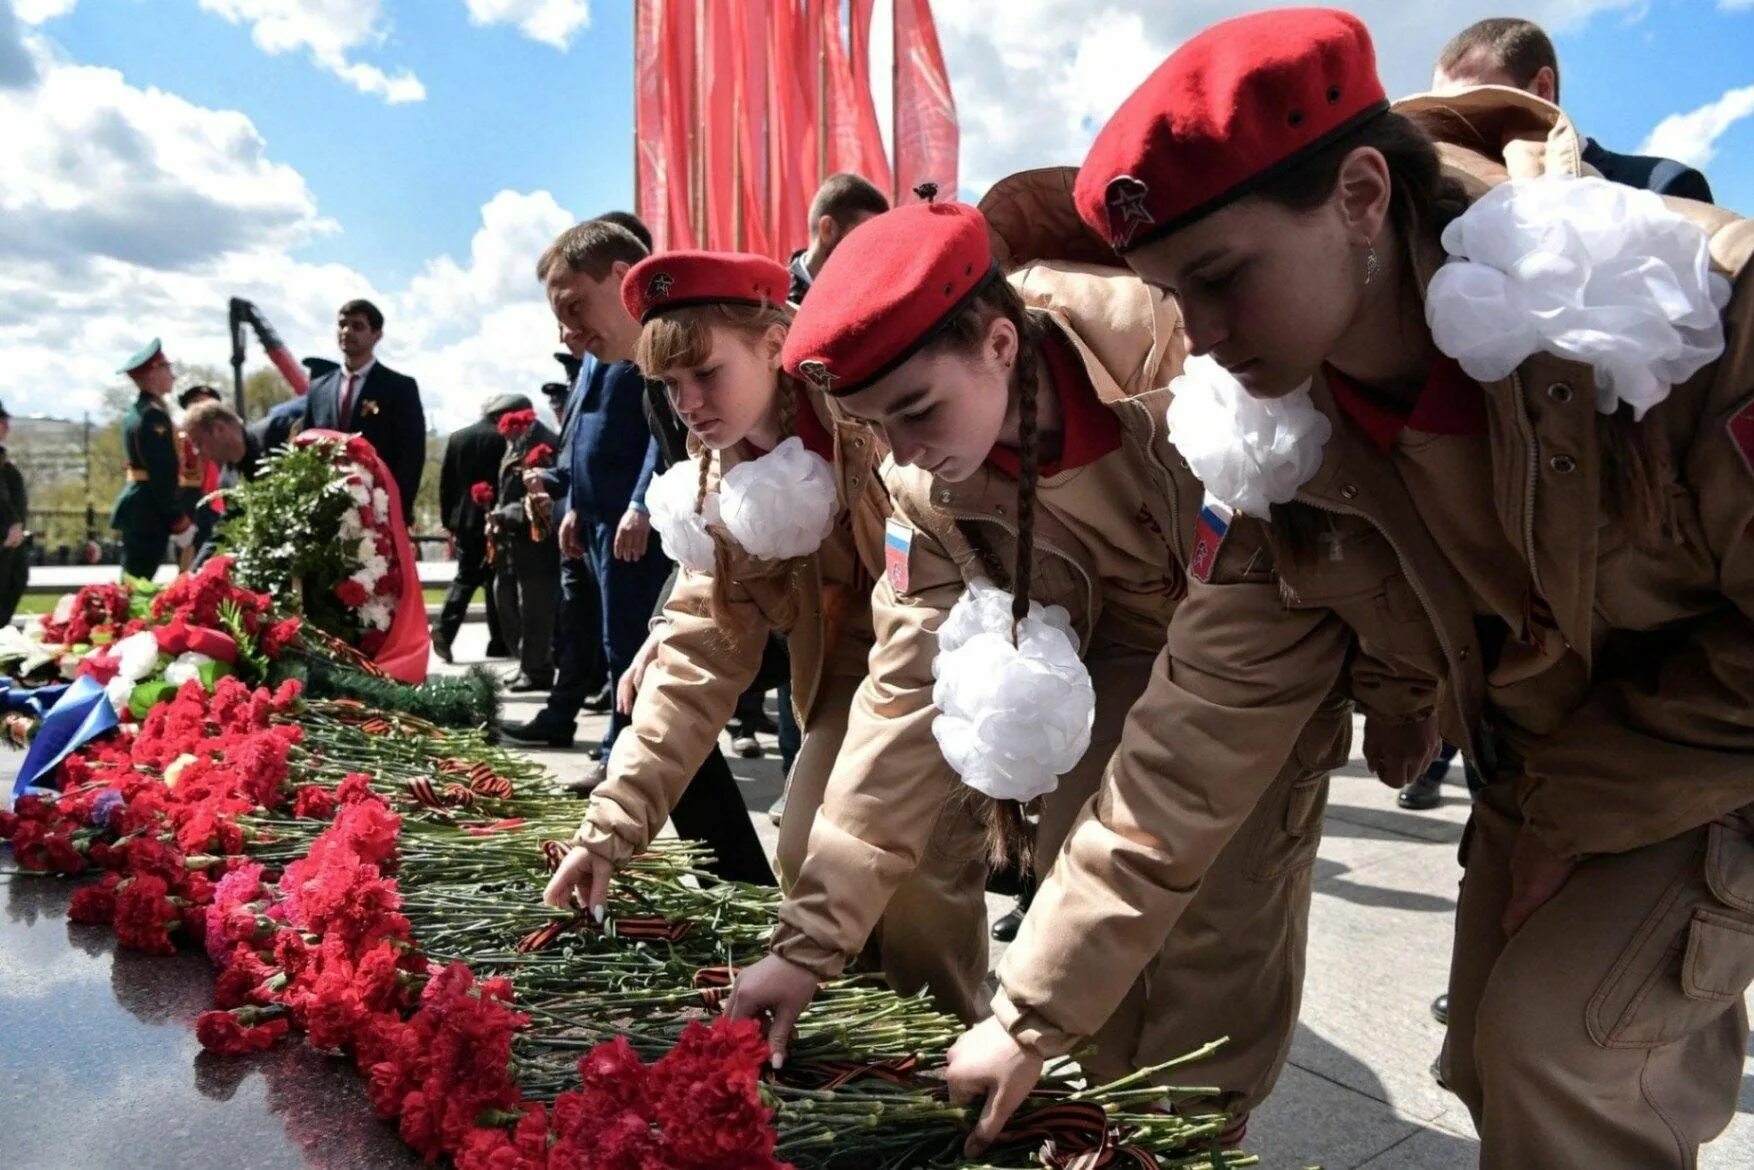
[890,0,899,203]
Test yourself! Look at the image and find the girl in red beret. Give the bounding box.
[726,179,1426,1141]
[541,250,993,1021]
[944,8,1754,1164]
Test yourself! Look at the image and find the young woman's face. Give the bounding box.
[1125,159,1379,399]
[652,322,784,451]
[831,315,1016,482]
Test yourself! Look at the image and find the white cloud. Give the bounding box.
[464,0,591,50]
[1717,0,1754,11]
[0,39,571,432]
[196,0,425,103]
[935,0,1649,195]
[14,0,78,23]
[1640,83,1754,167]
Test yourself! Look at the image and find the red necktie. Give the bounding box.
[340,372,357,426]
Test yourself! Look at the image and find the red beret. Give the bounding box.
[621,250,790,323]
[782,202,997,397]
[1076,7,1388,252]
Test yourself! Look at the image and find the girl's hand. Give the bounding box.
[1362,711,1441,790]
[726,954,821,1069]
[541,843,615,922]
[944,1017,1044,1157]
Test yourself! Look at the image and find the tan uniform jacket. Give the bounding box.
[575,389,890,863]
[991,88,1754,1057]
[771,211,1440,980]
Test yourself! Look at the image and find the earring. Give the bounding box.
[1363,246,1381,287]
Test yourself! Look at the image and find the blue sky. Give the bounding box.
[3,0,1751,430]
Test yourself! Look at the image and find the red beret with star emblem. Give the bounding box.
[620,250,790,323]
[1075,7,1388,253]
[782,201,996,396]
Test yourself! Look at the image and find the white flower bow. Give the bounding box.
[645,459,720,572]
[932,579,1094,802]
[1166,356,1328,519]
[1427,176,1731,419]
[719,437,838,561]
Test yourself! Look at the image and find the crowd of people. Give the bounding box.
[43,10,1751,1166]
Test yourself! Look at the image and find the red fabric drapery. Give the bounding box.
[637,0,955,259]
[892,0,958,204]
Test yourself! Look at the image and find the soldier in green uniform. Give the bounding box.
[109,339,194,581]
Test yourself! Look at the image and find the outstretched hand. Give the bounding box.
[727,954,820,1070]
[944,1017,1044,1158]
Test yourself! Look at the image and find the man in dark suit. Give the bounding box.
[1434,18,1714,202]
[434,395,519,663]
[181,399,300,566]
[502,218,670,776]
[301,300,427,519]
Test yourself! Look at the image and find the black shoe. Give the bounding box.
[1431,1056,1450,1091]
[991,903,1026,942]
[508,674,553,694]
[1431,993,1449,1026]
[500,718,575,749]
[732,733,763,759]
[582,685,613,715]
[1398,772,1443,811]
[433,640,453,665]
[484,642,511,659]
[561,760,608,796]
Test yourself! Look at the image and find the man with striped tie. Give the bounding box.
[301,299,426,521]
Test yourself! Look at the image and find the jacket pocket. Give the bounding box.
[1705,813,1754,914]
[1246,770,1332,882]
[1588,873,1754,1049]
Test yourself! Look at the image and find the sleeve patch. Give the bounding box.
[884,519,914,594]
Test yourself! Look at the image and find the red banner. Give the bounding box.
[635,0,956,258]
[824,0,893,195]
[892,0,958,204]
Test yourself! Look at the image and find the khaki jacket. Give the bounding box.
[575,389,889,864]
[773,173,1447,981]
[990,88,1754,1057]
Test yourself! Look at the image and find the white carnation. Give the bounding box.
[645,459,720,572]
[106,674,135,717]
[372,488,390,516]
[1428,176,1730,420]
[162,652,215,688]
[720,438,838,561]
[113,629,162,683]
[931,579,1094,802]
[1166,355,1328,519]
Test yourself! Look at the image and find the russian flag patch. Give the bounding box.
[884,519,914,594]
[1189,495,1233,583]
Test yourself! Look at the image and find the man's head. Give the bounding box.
[177,385,222,411]
[0,401,10,445]
[541,382,569,414]
[1433,18,1559,103]
[537,220,648,364]
[124,342,175,400]
[183,399,248,466]
[807,173,890,261]
[336,299,385,368]
[595,210,653,252]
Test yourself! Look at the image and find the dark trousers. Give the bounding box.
[670,747,776,887]
[0,545,28,626]
[538,556,606,730]
[586,519,671,756]
[119,530,165,581]
[436,536,505,652]
[496,538,558,684]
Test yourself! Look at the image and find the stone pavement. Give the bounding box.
[482,622,1754,1169]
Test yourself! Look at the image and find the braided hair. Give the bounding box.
[923,275,1050,867]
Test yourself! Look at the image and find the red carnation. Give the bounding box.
[335,579,370,608]
[260,616,303,659]
[470,481,496,507]
[68,880,119,925]
[336,773,375,804]
[523,443,555,469]
[114,874,180,955]
[293,786,338,821]
[196,1008,289,1056]
[496,410,537,439]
